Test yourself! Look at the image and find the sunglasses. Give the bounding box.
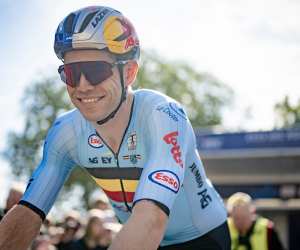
[58,61,124,87]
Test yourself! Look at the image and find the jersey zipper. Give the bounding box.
[115,154,132,213]
[95,96,135,213]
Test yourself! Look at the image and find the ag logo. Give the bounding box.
[148,170,180,193]
[89,157,99,164]
[88,134,103,148]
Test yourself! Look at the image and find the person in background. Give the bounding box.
[100,222,122,247]
[67,209,111,250]
[227,192,285,250]
[55,211,81,250]
[31,235,57,250]
[0,182,25,221]
[89,192,111,211]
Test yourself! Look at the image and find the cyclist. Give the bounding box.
[0,6,230,250]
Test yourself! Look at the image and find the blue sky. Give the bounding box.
[1,0,300,205]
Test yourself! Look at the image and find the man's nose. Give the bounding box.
[76,73,94,91]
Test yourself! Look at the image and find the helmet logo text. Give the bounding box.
[92,9,109,28]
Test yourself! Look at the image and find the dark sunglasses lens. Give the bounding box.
[59,61,114,87]
[63,64,79,87]
[81,61,113,85]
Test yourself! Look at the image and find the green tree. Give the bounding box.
[274,95,300,128]
[2,51,233,206]
[3,77,96,205]
[136,51,233,127]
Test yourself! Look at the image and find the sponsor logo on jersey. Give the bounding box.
[156,104,179,122]
[189,163,204,188]
[156,102,187,122]
[163,131,183,168]
[88,134,103,148]
[123,154,141,164]
[127,132,137,150]
[188,162,212,209]
[169,103,187,120]
[101,157,112,164]
[89,157,99,164]
[149,170,180,193]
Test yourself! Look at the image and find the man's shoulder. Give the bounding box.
[134,89,182,110]
[55,108,81,124]
[46,109,82,143]
[134,88,174,101]
[49,109,82,131]
[134,89,188,122]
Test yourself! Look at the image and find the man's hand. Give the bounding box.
[0,204,42,250]
[108,200,168,250]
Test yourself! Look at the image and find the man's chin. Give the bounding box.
[81,112,107,123]
[83,115,102,122]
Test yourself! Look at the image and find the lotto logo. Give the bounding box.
[163,131,183,168]
[148,170,180,193]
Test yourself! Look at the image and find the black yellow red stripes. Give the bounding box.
[85,167,143,203]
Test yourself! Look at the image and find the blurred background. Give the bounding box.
[1,0,300,249]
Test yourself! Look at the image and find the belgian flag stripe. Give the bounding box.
[86,167,143,180]
[102,189,135,203]
[93,178,138,192]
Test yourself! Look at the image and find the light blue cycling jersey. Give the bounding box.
[21,89,227,246]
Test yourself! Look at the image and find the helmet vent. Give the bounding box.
[79,11,98,33]
[64,13,76,33]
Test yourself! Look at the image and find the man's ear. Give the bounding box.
[124,61,139,86]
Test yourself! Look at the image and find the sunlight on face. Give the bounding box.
[64,50,122,122]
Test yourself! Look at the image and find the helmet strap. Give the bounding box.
[96,63,127,125]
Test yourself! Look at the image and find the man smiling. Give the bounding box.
[0,6,230,250]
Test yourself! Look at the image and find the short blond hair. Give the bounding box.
[227,192,253,213]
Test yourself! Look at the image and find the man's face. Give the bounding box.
[231,204,254,234]
[64,50,122,122]
[90,218,106,239]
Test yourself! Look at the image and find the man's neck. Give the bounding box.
[93,92,134,153]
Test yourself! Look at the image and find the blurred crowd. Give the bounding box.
[0,183,286,250]
[0,183,122,250]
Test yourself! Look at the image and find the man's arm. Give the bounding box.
[0,204,42,250]
[108,200,168,250]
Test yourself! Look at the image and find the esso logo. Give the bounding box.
[148,170,180,193]
[88,134,103,148]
